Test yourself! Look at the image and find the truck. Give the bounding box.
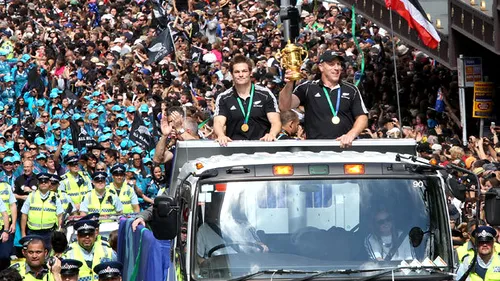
[138,139,500,281]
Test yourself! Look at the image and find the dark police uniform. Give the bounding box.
[214,84,279,140]
[292,50,368,139]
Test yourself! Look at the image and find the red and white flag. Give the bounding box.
[385,0,441,49]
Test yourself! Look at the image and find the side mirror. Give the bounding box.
[150,195,178,240]
[447,177,467,201]
[485,188,500,226]
[409,227,424,247]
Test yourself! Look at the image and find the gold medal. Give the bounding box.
[332,116,340,124]
[241,124,249,132]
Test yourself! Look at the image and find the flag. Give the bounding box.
[435,87,445,113]
[151,0,169,30]
[147,27,175,64]
[129,112,155,151]
[385,0,440,49]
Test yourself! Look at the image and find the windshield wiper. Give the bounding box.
[293,266,448,281]
[228,269,320,281]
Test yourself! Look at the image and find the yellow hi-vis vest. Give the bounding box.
[0,182,12,227]
[108,183,134,214]
[457,241,500,263]
[62,172,90,205]
[85,189,118,215]
[57,190,71,212]
[462,253,500,281]
[64,241,114,281]
[10,262,55,281]
[27,191,58,230]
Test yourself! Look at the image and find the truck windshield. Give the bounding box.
[193,178,449,279]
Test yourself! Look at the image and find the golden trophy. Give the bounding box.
[276,41,308,81]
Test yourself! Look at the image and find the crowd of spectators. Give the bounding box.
[0,0,498,274]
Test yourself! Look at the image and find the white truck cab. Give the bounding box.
[149,139,482,281]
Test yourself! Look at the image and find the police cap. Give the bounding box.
[93,172,108,182]
[65,155,80,165]
[74,219,99,235]
[93,261,123,280]
[49,174,62,183]
[61,259,83,276]
[475,225,497,242]
[37,173,51,182]
[19,235,46,250]
[110,164,126,175]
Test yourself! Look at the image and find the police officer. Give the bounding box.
[107,165,139,214]
[10,235,62,281]
[456,220,500,264]
[456,226,500,281]
[49,174,76,214]
[60,156,92,212]
[80,172,122,216]
[0,169,16,269]
[0,198,10,270]
[20,173,64,249]
[93,261,123,281]
[60,259,83,281]
[63,218,115,281]
[279,50,369,147]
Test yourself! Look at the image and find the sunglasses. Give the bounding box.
[50,181,59,185]
[77,232,95,237]
[28,147,37,150]
[5,135,11,138]
[94,180,106,184]
[376,217,392,225]
[39,179,50,184]
[42,115,49,118]
[3,162,12,166]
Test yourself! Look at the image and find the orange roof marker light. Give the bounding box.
[344,164,365,175]
[215,183,227,192]
[196,163,204,170]
[273,165,294,176]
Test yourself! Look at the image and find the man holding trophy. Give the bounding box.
[279,50,368,147]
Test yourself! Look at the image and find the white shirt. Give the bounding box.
[364,231,416,261]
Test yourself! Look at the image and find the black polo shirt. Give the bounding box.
[214,84,279,140]
[293,80,368,139]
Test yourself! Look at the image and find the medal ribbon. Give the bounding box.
[236,83,255,125]
[322,87,341,118]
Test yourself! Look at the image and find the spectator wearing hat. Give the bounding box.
[20,173,64,248]
[0,74,15,108]
[62,218,115,281]
[0,156,16,187]
[59,156,92,212]
[107,164,139,214]
[60,259,83,281]
[80,172,123,216]
[214,55,281,146]
[457,226,500,280]
[10,235,62,281]
[86,113,103,139]
[12,59,29,99]
[46,123,64,149]
[279,50,368,147]
[93,261,123,281]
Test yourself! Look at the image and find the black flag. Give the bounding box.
[147,27,175,64]
[151,0,169,30]
[129,112,155,151]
